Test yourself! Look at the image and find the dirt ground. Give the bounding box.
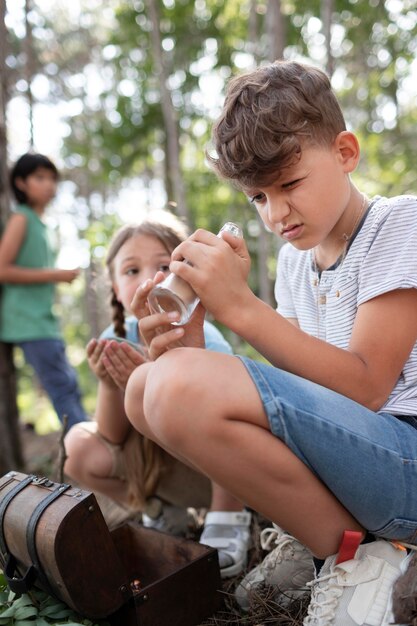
[19,424,62,479]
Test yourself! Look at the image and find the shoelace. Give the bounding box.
[304,538,409,624]
[260,525,281,550]
[304,569,343,623]
[260,526,297,555]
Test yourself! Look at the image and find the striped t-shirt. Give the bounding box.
[275,194,417,417]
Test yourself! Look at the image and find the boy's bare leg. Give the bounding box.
[210,482,244,512]
[126,349,363,559]
[125,363,248,515]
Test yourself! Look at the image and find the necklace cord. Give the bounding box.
[313,192,369,337]
[313,192,368,273]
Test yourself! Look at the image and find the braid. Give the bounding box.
[110,289,126,338]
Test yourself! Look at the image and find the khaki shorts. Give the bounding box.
[78,421,211,509]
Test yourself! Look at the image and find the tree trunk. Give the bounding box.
[0,1,9,226]
[255,214,275,306]
[321,0,334,77]
[266,0,286,62]
[248,0,259,62]
[145,0,190,224]
[0,343,23,474]
[250,0,285,306]
[0,0,23,474]
[24,0,35,147]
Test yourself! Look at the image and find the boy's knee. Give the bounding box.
[144,349,216,444]
[145,350,199,410]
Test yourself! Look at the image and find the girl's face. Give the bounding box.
[16,167,57,211]
[112,234,172,314]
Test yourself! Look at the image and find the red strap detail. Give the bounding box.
[335,530,363,564]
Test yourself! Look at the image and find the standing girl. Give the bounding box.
[0,153,87,430]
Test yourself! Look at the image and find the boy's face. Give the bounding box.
[16,167,57,210]
[112,234,171,314]
[245,134,358,251]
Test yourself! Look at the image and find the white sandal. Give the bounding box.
[199,510,252,578]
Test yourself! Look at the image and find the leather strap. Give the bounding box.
[0,475,35,561]
[4,554,37,595]
[26,482,71,597]
[0,474,71,596]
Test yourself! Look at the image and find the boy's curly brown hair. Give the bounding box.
[208,60,346,190]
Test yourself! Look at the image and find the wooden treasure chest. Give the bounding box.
[0,471,222,626]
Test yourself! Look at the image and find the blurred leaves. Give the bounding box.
[4,0,417,424]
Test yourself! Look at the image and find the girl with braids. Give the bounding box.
[64,212,234,535]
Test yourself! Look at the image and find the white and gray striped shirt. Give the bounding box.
[275,194,417,416]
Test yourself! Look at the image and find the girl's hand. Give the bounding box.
[169,228,252,326]
[86,338,117,389]
[102,341,148,390]
[130,276,206,361]
[55,269,80,283]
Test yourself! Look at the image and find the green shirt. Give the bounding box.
[0,204,61,342]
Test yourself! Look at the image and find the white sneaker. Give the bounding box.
[199,510,252,578]
[142,497,191,536]
[304,539,410,626]
[235,523,315,610]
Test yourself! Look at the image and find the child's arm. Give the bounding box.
[169,227,417,411]
[87,338,131,444]
[0,213,79,284]
[229,287,417,410]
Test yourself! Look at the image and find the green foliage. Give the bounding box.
[0,573,109,626]
[4,1,417,425]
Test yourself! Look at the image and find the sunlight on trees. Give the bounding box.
[1,0,416,428]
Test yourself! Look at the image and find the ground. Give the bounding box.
[20,424,62,478]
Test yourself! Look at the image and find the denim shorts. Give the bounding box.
[239,356,417,544]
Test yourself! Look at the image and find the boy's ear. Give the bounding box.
[334,131,360,173]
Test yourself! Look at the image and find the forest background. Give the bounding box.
[0,0,416,470]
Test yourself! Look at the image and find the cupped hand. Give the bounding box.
[86,338,117,389]
[102,341,148,390]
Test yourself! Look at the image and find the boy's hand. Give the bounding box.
[55,269,80,283]
[102,340,148,390]
[130,276,206,361]
[169,229,252,326]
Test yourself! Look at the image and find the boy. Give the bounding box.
[124,61,417,624]
[0,153,87,430]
